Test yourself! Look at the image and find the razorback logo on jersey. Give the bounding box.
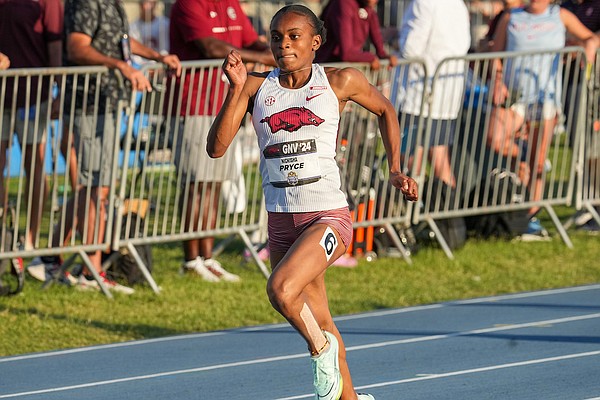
[260,107,324,133]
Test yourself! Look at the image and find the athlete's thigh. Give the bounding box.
[270,223,347,295]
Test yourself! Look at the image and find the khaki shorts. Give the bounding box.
[65,112,117,187]
[172,116,240,183]
[510,101,558,121]
[1,102,49,144]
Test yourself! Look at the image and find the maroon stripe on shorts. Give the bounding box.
[267,207,353,254]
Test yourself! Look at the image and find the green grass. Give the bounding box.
[1,207,599,358]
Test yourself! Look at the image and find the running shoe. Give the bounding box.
[332,254,358,268]
[27,257,52,282]
[578,218,600,233]
[27,257,77,286]
[357,394,375,400]
[76,273,135,295]
[243,246,270,261]
[179,258,220,282]
[204,258,241,282]
[311,330,342,400]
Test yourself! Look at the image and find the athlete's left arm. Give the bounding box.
[330,67,418,201]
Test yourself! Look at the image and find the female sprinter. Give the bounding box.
[207,5,418,400]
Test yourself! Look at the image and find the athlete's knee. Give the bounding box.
[266,274,298,315]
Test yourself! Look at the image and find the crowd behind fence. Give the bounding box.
[1,47,599,295]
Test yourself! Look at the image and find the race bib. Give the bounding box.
[263,139,321,188]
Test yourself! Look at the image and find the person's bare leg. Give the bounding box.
[0,141,8,211]
[182,183,202,261]
[527,117,556,217]
[268,224,358,399]
[77,185,108,275]
[198,182,220,259]
[429,145,455,188]
[23,142,48,249]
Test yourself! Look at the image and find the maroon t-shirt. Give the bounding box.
[0,0,63,108]
[169,0,258,116]
[316,0,388,63]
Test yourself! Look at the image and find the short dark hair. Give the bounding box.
[271,4,327,44]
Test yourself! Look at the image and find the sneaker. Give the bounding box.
[76,273,135,295]
[243,246,270,261]
[578,218,600,234]
[26,257,48,282]
[311,330,343,400]
[357,395,375,400]
[574,210,593,227]
[204,258,241,282]
[179,258,220,282]
[332,254,358,268]
[526,217,544,235]
[27,257,77,286]
[76,274,100,291]
[257,247,270,261]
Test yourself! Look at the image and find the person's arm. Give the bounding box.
[192,36,276,66]
[130,36,182,75]
[489,11,510,105]
[367,9,388,60]
[328,67,418,201]
[561,8,600,65]
[0,52,9,70]
[207,50,263,158]
[66,32,152,92]
[44,0,63,68]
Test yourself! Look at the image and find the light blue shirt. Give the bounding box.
[505,5,565,105]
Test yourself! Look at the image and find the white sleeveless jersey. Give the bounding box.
[251,64,348,212]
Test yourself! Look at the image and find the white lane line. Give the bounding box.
[1,312,599,399]
[346,312,600,351]
[2,284,599,364]
[276,350,600,400]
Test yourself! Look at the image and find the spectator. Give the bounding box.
[315,0,398,70]
[31,0,181,294]
[487,0,599,234]
[478,0,525,52]
[468,1,504,51]
[0,52,9,70]
[397,0,471,190]
[129,0,170,67]
[169,0,275,282]
[0,0,63,252]
[561,0,600,232]
[207,6,417,400]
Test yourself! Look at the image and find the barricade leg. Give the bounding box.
[126,242,160,293]
[239,229,270,279]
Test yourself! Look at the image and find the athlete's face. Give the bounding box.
[269,12,321,72]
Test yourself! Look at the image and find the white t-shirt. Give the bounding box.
[398,0,471,119]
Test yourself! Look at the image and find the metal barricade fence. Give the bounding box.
[411,48,587,257]
[327,59,424,263]
[1,50,595,294]
[577,50,600,227]
[0,65,128,296]
[0,65,116,256]
[116,60,269,278]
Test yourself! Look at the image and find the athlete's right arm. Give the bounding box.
[207,50,261,158]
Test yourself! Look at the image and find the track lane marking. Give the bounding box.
[1,312,599,398]
[2,284,599,364]
[276,350,600,399]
